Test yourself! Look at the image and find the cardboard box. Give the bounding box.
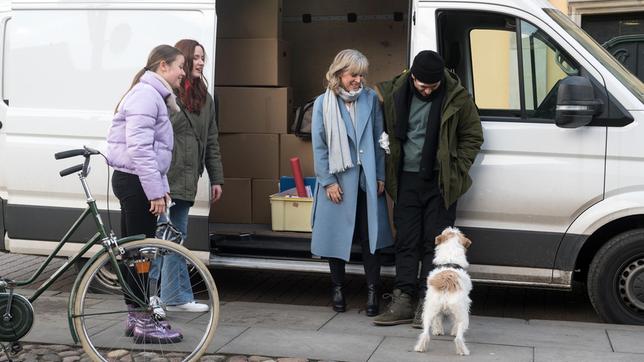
[280,134,315,177]
[209,178,252,223]
[215,39,290,87]
[217,0,282,39]
[283,21,407,104]
[270,189,313,232]
[252,179,280,224]
[220,134,280,179]
[216,87,292,134]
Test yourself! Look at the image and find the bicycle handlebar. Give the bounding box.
[54,149,85,160]
[54,147,101,160]
[54,146,102,177]
[60,164,83,177]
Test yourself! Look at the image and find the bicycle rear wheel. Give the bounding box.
[72,238,219,361]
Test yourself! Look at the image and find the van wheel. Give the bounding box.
[588,229,644,324]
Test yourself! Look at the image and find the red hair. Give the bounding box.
[175,39,208,114]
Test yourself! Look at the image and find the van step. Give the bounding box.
[208,254,572,289]
[209,254,396,277]
[210,226,395,264]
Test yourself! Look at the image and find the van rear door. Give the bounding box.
[0,1,10,247]
[2,1,216,255]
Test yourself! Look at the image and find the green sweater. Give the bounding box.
[167,95,224,202]
[403,96,432,172]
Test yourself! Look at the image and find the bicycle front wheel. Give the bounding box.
[72,238,219,361]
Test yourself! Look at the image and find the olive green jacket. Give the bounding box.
[167,95,224,202]
[376,69,483,208]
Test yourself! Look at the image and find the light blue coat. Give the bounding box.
[310,88,394,261]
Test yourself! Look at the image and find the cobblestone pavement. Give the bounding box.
[0,343,322,362]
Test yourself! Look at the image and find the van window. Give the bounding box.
[470,29,520,111]
[438,10,580,121]
[545,8,644,103]
[520,20,579,119]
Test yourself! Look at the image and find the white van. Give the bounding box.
[1,0,643,325]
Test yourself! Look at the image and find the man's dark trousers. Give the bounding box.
[393,171,457,298]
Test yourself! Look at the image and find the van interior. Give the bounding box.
[210,0,411,263]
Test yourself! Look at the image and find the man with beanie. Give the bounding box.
[373,50,483,326]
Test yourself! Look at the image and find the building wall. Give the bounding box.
[567,0,644,24]
[549,0,568,12]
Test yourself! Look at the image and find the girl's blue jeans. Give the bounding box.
[150,199,194,305]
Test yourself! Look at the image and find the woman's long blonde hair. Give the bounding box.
[325,49,369,93]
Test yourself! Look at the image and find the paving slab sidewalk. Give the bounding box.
[19,292,644,362]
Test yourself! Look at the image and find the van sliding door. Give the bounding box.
[433,8,606,276]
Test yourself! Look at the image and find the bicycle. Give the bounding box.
[0,146,219,361]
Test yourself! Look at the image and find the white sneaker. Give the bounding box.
[149,296,166,319]
[166,301,209,312]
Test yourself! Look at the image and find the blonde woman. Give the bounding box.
[310,49,393,316]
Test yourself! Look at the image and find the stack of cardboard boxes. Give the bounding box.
[211,0,408,228]
[211,0,315,226]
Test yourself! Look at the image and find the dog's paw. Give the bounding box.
[455,338,470,356]
[414,334,430,352]
[431,328,444,336]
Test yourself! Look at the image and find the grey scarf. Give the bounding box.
[322,86,363,174]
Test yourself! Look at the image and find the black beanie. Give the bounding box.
[410,50,445,84]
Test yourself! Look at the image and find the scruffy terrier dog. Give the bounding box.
[414,227,473,356]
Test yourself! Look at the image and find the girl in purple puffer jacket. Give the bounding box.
[106,44,185,344]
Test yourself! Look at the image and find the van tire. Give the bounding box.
[588,229,644,324]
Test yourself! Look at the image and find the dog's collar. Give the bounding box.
[435,263,465,270]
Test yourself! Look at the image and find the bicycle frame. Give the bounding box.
[6,172,146,307]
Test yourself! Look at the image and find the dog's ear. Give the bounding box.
[435,233,448,245]
[460,236,472,249]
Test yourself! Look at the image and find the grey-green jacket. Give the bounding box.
[167,95,224,202]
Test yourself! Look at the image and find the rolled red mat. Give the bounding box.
[290,157,307,197]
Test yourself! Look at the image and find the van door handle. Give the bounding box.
[0,121,2,129]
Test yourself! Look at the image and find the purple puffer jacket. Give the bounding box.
[106,71,174,200]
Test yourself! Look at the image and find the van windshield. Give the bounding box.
[545,8,644,104]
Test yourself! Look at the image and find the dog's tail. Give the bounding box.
[429,270,461,292]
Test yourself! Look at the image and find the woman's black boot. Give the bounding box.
[329,258,346,312]
[366,284,379,316]
[332,285,346,312]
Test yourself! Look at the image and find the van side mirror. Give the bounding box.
[555,76,602,128]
